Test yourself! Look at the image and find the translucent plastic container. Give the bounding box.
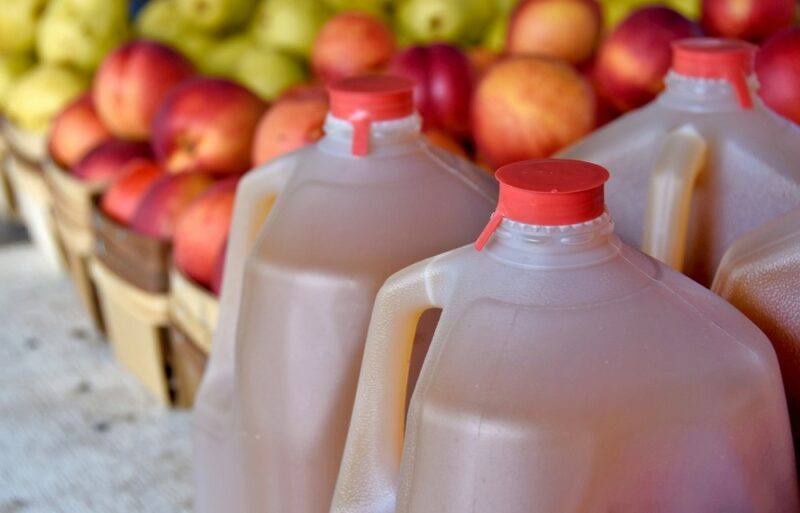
[193,76,497,513]
[331,159,798,513]
[713,208,800,460]
[561,38,800,285]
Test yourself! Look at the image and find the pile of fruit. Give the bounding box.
[2,0,800,299]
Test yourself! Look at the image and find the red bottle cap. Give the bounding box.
[328,75,415,156]
[671,38,757,109]
[475,159,609,251]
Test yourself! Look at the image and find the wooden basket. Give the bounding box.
[1,119,65,271]
[91,202,174,405]
[44,160,106,333]
[168,268,219,407]
[0,136,17,217]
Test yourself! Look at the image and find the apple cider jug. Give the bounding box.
[192,75,497,513]
[561,38,800,285]
[331,159,798,513]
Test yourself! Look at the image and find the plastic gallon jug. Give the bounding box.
[331,159,798,513]
[713,208,800,461]
[192,75,497,513]
[561,38,800,286]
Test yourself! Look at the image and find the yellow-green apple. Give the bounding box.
[152,78,267,175]
[250,0,331,58]
[200,34,252,77]
[130,172,216,240]
[176,0,257,32]
[0,54,33,110]
[593,6,700,111]
[507,0,602,64]
[601,0,651,31]
[48,94,112,168]
[93,41,196,141]
[324,0,391,17]
[36,0,128,72]
[312,11,396,83]
[0,0,48,54]
[231,47,307,101]
[665,0,700,20]
[72,139,153,183]
[389,44,474,137]
[173,176,239,288]
[395,0,495,45]
[4,65,89,134]
[135,0,193,48]
[468,47,501,76]
[252,86,328,166]
[472,55,596,168]
[702,0,794,42]
[100,159,164,224]
[756,27,800,124]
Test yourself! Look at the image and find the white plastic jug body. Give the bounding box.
[331,159,798,513]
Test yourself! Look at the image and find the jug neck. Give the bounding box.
[482,212,620,268]
[657,71,758,112]
[318,113,422,157]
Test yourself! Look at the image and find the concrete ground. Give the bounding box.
[0,220,193,513]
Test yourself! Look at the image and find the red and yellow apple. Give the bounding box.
[130,172,216,240]
[593,6,701,112]
[252,86,328,166]
[71,139,153,184]
[389,44,474,137]
[93,40,195,140]
[100,159,164,225]
[311,11,395,83]
[152,77,267,175]
[507,0,602,65]
[756,27,800,125]
[173,177,239,289]
[472,55,596,168]
[48,93,112,168]
[702,0,794,42]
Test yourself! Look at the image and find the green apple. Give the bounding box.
[232,47,307,101]
[482,15,507,52]
[4,65,88,133]
[200,33,252,77]
[665,0,700,20]
[135,0,185,42]
[323,0,392,17]
[36,0,128,72]
[176,0,258,33]
[396,0,494,45]
[0,0,48,54]
[250,0,330,58]
[0,54,34,111]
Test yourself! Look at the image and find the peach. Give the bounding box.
[100,159,164,225]
[507,0,602,64]
[756,27,800,125]
[48,93,111,168]
[72,139,153,184]
[311,12,395,84]
[252,86,328,166]
[593,6,701,112]
[472,55,596,168]
[702,0,794,42]
[173,177,239,289]
[130,172,216,240]
[93,40,195,140]
[152,77,267,175]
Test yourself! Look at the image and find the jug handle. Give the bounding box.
[195,156,296,423]
[641,125,707,271]
[331,258,447,513]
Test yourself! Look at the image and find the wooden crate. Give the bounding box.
[44,160,106,333]
[91,202,174,405]
[0,136,17,217]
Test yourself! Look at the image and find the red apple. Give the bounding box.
[472,55,596,168]
[48,94,112,168]
[100,159,164,225]
[93,40,196,141]
[173,177,239,289]
[72,139,154,184]
[507,0,602,65]
[252,86,328,166]
[312,12,396,84]
[389,44,475,138]
[593,6,701,112]
[756,27,800,125]
[152,77,267,175]
[702,0,794,42]
[210,245,226,296]
[130,172,217,240]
